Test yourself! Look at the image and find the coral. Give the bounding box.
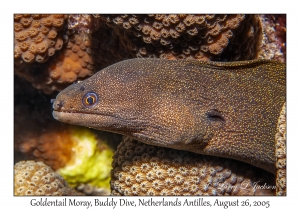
[14,15,132,93]
[68,14,101,33]
[111,138,275,196]
[275,102,286,195]
[15,123,114,191]
[15,122,76,170]
[258,14,286,62]
[14,160,82,195]
[15,32,95,94]
[14,14,66,65]
[14,76,58,162]
[14,14,69,94]
[99,14,262,61]
[48,33,95,81]
[14,14,264,94]
[14,76,66,165]
[76,183,110,195]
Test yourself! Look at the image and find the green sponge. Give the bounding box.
[57,127,113,190]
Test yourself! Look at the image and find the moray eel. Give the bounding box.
[52,58,286,174]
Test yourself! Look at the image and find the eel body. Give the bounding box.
[52,58,286,174]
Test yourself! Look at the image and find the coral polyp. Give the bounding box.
[14,160,82,196]
[14,14,266,94]
[111,138,275,196]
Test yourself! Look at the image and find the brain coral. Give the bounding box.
[14,160,82,195]
[14,14,66,65]
[111,138,275,196]
[99,14,262,61]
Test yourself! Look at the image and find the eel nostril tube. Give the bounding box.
[54,101,64,110]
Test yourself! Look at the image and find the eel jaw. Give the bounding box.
[52,110,75,124]
[52,110,117,130]
[52,110,174,149]
[52,110,148,136]
[52,110,89,128]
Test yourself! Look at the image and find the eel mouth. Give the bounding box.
[53,109,104,119]
[53,110,76,120]
[52,109,120,124]
[52,108,132,121]
[52,110,170,149]
[52,109,147,134]
[52,110,116,129]
[53,110,89,125]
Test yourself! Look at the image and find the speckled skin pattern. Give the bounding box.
[53,58,286,174]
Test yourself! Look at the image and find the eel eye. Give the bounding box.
[82,92,98,108]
